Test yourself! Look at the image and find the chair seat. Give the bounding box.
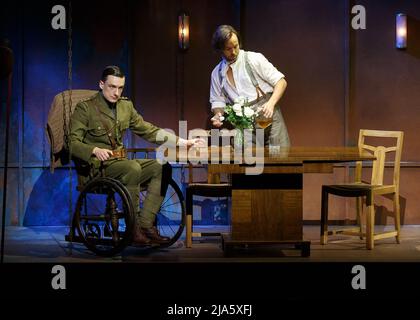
[325,182,391,189]
[323,183,395,199]
[188,182,231,188]
[186,183,232,197]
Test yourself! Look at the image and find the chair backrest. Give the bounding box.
[187,163,222,184]
[46,89,98,170]
[355,129,404,188]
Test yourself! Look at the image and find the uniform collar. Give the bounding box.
[95,92,117,119]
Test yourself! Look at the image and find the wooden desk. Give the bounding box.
[200,147,375,256]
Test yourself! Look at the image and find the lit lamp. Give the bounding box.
[178,13,190,50]
[396,13,407,49]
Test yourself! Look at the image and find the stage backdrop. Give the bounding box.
[1,0,420,227]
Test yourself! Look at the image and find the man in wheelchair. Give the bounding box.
[70,66,202,245]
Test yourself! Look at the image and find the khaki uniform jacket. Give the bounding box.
[70,92,177,168]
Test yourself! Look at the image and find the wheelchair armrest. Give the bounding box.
[126,147,156,153]
[126,147,156,160]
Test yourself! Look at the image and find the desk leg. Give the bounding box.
[223,172,310,256]
[230,173,303,241]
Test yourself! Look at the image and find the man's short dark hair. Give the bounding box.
[211,25,241,51]
[101,65,125,82]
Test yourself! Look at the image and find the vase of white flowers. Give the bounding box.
[224,96,256,149]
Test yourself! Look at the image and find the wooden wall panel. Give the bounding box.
[131,0,240,146]
[350,0,420,161]
[242,0,347,147]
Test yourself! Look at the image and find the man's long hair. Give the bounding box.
[211,25,241,52]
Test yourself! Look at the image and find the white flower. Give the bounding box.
[224,97,254,129]
[234,96,247,105]
[243,107,254,118]
[232,103,242,113]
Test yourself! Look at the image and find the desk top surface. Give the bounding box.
[181,146,375,164]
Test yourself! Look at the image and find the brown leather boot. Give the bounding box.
[132,228,151,245]
[141,227,170,244]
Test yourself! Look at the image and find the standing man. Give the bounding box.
[210,25,290,147]
[71,66,202,244]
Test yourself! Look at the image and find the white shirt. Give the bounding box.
[209,50,285,110]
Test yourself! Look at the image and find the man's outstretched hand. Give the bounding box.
[178,138,206,148]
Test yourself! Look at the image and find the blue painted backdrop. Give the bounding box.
[1,0,238,226]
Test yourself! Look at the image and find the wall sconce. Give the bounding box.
[178,13,190,50]
[396,13,407,49]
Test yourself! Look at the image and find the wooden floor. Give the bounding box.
[3,225,420,263]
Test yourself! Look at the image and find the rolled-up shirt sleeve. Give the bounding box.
[250,52,285,87]
[209,66,228,110]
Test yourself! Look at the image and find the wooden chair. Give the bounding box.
[185,163,232,248]
[320,129,404,249]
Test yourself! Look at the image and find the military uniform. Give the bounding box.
[70,92,177,228]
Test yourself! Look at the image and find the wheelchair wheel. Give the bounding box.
[74,177,135,257]
[140,178,185,248]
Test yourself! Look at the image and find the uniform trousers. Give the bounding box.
[103,158,163,228]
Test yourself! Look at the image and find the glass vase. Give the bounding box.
[233,128,244,150]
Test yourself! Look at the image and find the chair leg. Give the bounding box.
[186,215,192,248]
[320,187,329,245]
[366,195,375,250]
[356,197,363,240]
[394,192,401,244]
[186,189,193,248]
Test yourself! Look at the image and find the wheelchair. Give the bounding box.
[47,90,185,257]
[65,148,185,257]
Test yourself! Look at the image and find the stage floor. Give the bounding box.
[3,225,420,263]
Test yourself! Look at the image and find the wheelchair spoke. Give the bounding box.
[160,191,177,207]
[159,209,182,216]
[157,213,177,235]
[160,201,182,209]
